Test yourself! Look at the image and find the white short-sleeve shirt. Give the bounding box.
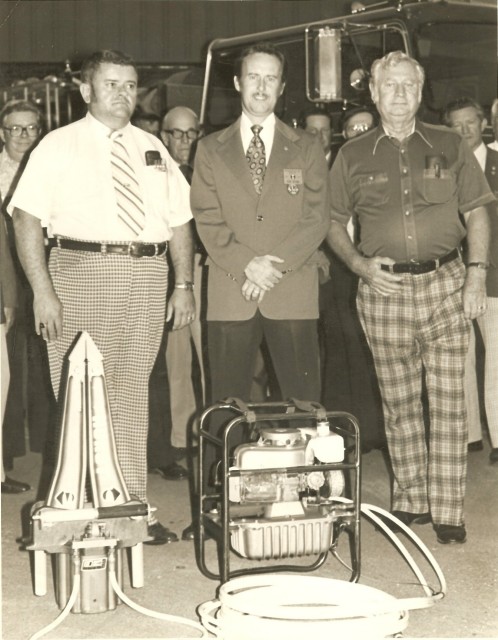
[8,112,192,242]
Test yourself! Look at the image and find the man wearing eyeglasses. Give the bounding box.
[0,99,43,495]
[146,108,205,490]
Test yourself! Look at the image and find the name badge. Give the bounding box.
[284,169,302,195]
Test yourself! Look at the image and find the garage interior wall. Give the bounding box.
[0,0,357,66]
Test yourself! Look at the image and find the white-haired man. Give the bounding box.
[327,51,494,544]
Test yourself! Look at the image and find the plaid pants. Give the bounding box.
[357,258,470,526]
[47,248,168,503]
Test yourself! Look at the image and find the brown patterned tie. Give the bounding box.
[110,132,145,236]
[246,124,266,195]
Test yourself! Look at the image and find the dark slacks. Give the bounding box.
[202,312,321,493]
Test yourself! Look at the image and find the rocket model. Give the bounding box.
[46,330,130,510]
[27,331,147,613]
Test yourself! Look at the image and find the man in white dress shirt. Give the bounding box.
[9,50,195,544]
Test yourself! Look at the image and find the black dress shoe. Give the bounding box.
[144,522,179,545]
[1,476,31,494]
[149,462,188,481]
[182,523,195,541]
[468,440,484,452]
[182,522,213,541]
[489,448,498,464]
[434,524,466,544]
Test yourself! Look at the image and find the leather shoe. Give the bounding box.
[149,462,188,481]
[468,440,484,452]
[1,476,31,494]
[144,522,179,545]
[435,524,466,544]
[182,522,213,541]
[489,448,498,464]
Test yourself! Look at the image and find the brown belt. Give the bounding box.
[380,248,460,275]
[49,237,168,258]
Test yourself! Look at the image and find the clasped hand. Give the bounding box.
[242,255,284,302]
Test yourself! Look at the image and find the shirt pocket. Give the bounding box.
[422,169,455,203]
[357,172,389,207]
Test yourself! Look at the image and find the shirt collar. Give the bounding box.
[86,111,133,139]
[473,141,487,171]
[372,120,433,155]
[240,112,276,152]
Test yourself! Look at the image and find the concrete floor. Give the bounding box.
[2,441,498,640]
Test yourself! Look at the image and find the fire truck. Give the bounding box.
[200,0,497,139]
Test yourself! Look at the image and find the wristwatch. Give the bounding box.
[468,262,489,270]
[175,281,194,291]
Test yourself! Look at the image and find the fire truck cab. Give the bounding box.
[200,0,497,141]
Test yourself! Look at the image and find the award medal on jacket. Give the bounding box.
[284,169,302,195]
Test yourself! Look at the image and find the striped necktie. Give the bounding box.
[110,132,145,236]
[246,124,266,195]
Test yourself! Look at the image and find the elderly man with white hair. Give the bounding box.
[327,51,494,544]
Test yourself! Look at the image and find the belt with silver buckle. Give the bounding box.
[380,248,459,275]
[49,237,168,258]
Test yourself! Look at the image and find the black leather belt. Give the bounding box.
[49,237,168,258]
[380,248,460,275]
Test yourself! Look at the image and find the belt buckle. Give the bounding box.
[101,242,108,256]
[409,259,422,275]
[153,243,159,257]
[128,241,141,258]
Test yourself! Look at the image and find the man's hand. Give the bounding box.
[244,255,284,291]
[166,289,195,330]
[462,268,487,319]
[357,256,403,295]
[34,290,63,342]
[241,279,266,303]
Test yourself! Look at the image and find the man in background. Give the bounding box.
[443,96,498,465]
[0,99,44,491]
[147,107,205,488]
[302,107,333,167]
[132,110,160,137]
[488,98,498,152]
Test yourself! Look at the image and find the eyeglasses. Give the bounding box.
[2,124,40,138]
[163,128,199,141]
[345,123,371,135]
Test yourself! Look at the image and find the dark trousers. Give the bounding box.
[202,312,321,494]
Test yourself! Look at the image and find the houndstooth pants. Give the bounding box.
[357,258,470,526]
[47,248,168,504]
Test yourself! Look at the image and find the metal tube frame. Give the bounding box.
[196,401,361,585]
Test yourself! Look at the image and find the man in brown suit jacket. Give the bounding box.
[191,44,329,440]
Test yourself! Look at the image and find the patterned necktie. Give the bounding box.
[246,124,266,195]
[110,132,145,236]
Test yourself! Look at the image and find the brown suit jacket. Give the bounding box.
[190,117,330,321]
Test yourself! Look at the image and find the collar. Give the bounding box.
[240,112,276,154]
[473,141,487,172]
[372,120,433,155]
[86,111,133,139]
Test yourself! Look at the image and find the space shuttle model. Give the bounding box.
[26,331,148,614]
